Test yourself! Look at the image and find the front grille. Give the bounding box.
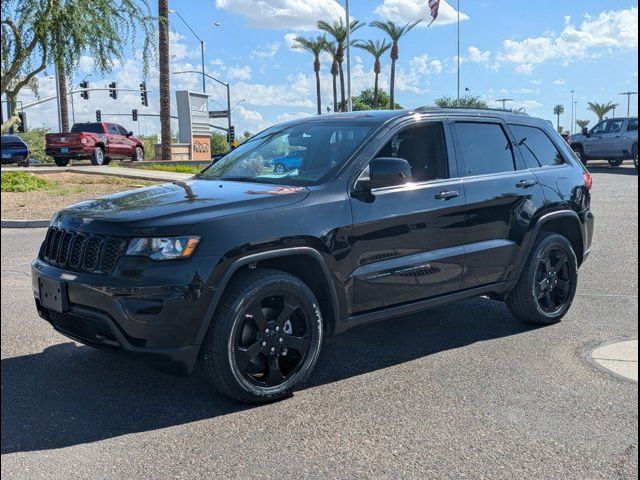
[41,227,126,274]
[47,310,120,348]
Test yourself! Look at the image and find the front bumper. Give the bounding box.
[32,255,221,375]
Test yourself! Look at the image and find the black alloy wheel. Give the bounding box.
[201,269,323,403]
[534,246,573,315]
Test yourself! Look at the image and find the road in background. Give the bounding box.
[1,166,637,479]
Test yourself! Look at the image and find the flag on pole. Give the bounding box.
[428,0,441,26]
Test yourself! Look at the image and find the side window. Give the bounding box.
[627,119,638,132]
[116,125,129,135]
[591,122,608,135]
[455,122,515,176]
[374,122,449,182]
[606,120,624,134]
[510,125,565,168]
[107,124,120,135]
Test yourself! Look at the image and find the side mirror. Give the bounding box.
[356,157,412,192]
[581,127,589,136]
[127,131,134,137]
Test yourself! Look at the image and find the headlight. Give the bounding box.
[125,236,201,261]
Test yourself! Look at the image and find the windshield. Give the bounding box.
[198,122,375,186]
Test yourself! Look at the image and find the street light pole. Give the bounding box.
[570,90,575,135]
[457,0,461,104]
[345,0,352,112]
[619,91,638,117]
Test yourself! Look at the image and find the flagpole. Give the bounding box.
[457,0,461,104]
[346,0,352,112]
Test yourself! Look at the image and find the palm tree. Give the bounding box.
[576,119,590,131]
[158,0,171,160]
[355,39,391,109]
[587,101,619,122]
[323,41,340,113]
[553,104,565,131]
[317,19,364,111]
[370,20,421,110]
[292,35,326,115]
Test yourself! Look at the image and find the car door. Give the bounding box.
[451,119,546,289]
[105,123,124,158]
[598,119,626,157]
[349,120,467,313]
[583,121,608,157]
[116,124,136,158]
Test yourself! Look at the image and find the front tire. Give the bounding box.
[53,157,70,166]
[572,146,587,166]
[200,269,323,403]
[133,146,144,162]
[608,158,623,167]
[507,233,578,325]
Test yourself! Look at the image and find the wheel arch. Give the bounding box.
[195,247,341,346]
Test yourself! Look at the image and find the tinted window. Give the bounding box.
[510,125,565,168]
[199,122,375,186]
[628,119,638,131]
[116,125,129,135]
[606,120,624,134]
[107,124,120,135]
[591,122,607,135]
[374,122,449,182]
[71,123,104,134]
[455,122,515,176]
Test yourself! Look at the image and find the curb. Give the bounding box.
[1,219,50,228]
[581,337,638,384]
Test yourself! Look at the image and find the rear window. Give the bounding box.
[510,125,565,168]
[628,119,638,131]
[70,123,104,134]
[454,122,516,176]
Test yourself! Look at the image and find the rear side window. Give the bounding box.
[454,122,515,176]
[628,119,638,131]
[510,125,565,168]
[71,123,104,134]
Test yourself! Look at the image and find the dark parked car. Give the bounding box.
[45,122,144,166]
[32,108,594,403]
[1,134,30,165]
[570,117,638,168]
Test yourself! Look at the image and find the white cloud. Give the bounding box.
[498,6,638,73]
[226,65,253,81]
[375,0,469,27]
[553,78,566,86]
[276,111,312,123]
[467,46,491,63]
[250,42,281,59]
[409,54,443,76]
[215,0,344,30]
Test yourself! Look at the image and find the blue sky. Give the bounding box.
[17,0,639,136]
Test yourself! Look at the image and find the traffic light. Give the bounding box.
[132,109,138,121]
[227,125,236,144]
[96,109,102,122]
[139,82,148,107]
[17,112,26,132]
[108,82,118,99]
[79,81,89,100]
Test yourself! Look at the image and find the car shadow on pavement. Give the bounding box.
[1,297,538,454]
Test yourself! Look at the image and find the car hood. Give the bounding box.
[52,179,311,236]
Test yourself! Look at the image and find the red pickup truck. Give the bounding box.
[45,122,144,166]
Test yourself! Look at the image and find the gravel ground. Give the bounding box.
[0,165,637,479]
[1,173,156,220]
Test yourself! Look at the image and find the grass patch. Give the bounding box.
[1,171,56,192]
[139,163,203,174]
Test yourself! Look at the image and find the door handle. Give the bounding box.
[435,190,460,200]
[516,180,538,189]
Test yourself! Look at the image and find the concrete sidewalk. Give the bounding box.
[590,339,638,382]
[1,165,192,182]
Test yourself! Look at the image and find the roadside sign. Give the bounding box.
[209,110,229,119]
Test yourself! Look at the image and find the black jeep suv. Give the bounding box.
[32,108,595,403]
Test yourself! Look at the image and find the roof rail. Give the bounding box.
[415,106,530,116]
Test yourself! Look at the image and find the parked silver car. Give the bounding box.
[570,117,638,170]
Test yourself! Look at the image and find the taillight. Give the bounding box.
[583,172,593,190]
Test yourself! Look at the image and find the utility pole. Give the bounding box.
[619,91,638,117]
[457,0,461,104]
[345,0,352,112]
[570,90,575,135]
[495,98,513,110]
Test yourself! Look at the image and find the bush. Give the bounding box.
[1,171,55,192]
[16,128,50,163]
[139,163,203,174]
[138,135,158,161]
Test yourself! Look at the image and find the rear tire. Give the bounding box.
[506,233,578,325]
[633,145,638,173]
[200,269,323,404]
[53,157,70,167]
[608,158,623,167]
[90,146,106,166]
[132,146,144,162]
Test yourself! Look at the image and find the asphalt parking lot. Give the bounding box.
[1,165,638,479]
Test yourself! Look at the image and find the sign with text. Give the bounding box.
[176,90,210,159]
[209,110,229,119]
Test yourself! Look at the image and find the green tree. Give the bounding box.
[355,39,391,109]
[344,88,402,111]
[369,20,420,110]
[553,104,565,131]
[210,132,229,155]
[317,19,364,112]
[1,0,155,133]
[292,35,327,115]
[587,101,618,122]
[434,95,488,108]
[576,119,590,131]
